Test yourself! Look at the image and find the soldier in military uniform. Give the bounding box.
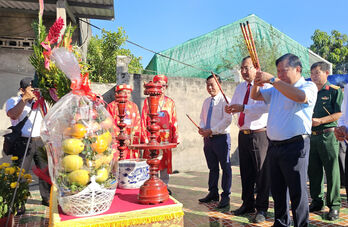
[308,62,343,221]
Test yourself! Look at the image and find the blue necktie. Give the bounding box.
[206,98,214,129]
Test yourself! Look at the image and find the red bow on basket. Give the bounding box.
[70,72,97,100]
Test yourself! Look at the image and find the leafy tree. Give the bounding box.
[87,28,143,83]
[310,29,348,74]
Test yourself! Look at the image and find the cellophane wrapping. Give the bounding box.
[40,48,118,216]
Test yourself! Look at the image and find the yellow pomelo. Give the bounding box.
[101,131,112,145]
[62,155,83,172]
[68,169,90,186]
[62,138,84,155]
[95,168,108,183]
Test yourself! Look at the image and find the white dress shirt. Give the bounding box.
[338,84,348,127]
[230,81,270,130]
[200,92,232,135]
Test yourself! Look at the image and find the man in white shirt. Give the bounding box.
[198,74,232,210]
[251,53,318,227]
[225,56,270,223]
[334,83,348,202]
[6,77,50,210]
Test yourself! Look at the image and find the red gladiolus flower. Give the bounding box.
[46,17,64,44]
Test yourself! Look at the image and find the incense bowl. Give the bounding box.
[118,159,149,189]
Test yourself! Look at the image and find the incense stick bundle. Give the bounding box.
[240,21,260,69]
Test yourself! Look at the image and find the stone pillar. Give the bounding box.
[56,0,67,39]
[116,55,131,84]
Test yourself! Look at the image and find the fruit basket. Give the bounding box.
[41,48,118,216]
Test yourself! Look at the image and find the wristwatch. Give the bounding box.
[269,77,276,84]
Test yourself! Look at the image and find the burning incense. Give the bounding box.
[246,21,260,69]
[186,114,200,129]
[212,72,229,104]
[240,21,260,70]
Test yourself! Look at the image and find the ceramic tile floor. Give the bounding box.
[11,166,348,227]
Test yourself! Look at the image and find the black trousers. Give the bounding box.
[345,142,348,200]
[339,141,346,187]
[238,130,270,212]
[269,135,310,227]
[203,134,232,199]
[14,137,51,203]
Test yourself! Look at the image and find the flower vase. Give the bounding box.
[0,214,14,227]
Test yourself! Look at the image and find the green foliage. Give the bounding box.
[310,29,348,74]
[30,20,91,105]
[217,25,281,81]
[0,160,31,218]
[87,28,143,83]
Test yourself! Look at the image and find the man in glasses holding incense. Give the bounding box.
[251,53,317,227]
[308,62,343,220]
[225,56,271,223]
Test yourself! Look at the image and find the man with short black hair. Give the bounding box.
[226,56,270,223]
[308,61,343,220]
[251,53,318,227]
[198,74,232,210]
[6,77,51,211]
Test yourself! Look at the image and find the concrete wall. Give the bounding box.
[92,74,239,172]
[0,72,240,171]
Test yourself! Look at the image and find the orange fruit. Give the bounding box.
[68,169,89,186]
[71,123,87,139]
[91,136,108,154]
[62,138,84,155]
[62,155,83,172]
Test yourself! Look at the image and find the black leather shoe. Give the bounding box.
[198,193,219,203]
[216,197,230,209]
[326,209,339,221]
[309,203,323,212]
[233,205,255,215]
[253,211,266,223]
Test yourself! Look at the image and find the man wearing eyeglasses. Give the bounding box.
[225,56,271,223]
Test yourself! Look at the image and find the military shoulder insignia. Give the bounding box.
[329,85,340,90]
[321,96,329,100]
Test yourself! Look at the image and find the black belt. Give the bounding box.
[312,127,335,136]
[240,128,266,135]
[20,136,41,141]
[270,135,309,146]
[210,134,227,138]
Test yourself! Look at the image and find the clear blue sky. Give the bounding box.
[91,0,348,68]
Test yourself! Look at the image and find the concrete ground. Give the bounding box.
[4,166,347,227]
